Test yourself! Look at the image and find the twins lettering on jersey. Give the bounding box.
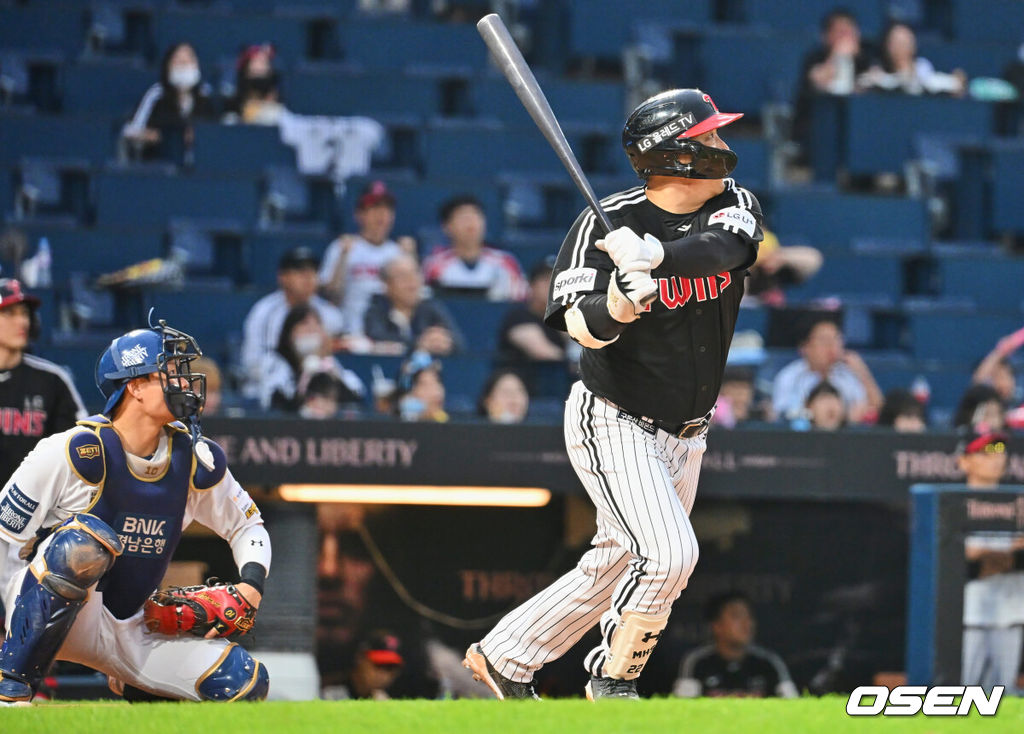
[0,408,46,437]
[646,271,732,311]
[0,484,38,534]
[117,513,171,556]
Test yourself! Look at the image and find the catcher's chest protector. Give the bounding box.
[71,418,193,620]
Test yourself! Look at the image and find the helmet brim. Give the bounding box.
[679,112,743,139]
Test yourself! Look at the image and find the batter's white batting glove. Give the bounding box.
[596,228,664,271]
[607,268,658,322]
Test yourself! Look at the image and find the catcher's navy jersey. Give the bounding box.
[545,180,762,423]
[70,416,222,619]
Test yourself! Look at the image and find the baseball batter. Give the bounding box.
[464,89,763,700]
[0,318,271,703]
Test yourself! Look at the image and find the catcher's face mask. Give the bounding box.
[155,321,206,424]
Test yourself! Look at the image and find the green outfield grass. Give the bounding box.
[5,697,1024,734]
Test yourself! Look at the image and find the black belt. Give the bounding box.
[602,398,713,439]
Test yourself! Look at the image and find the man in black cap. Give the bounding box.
[0,278,84,485]
[240,247,344,400]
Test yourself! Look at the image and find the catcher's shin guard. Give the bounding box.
[0,514,122,700]
[197,644,270,701]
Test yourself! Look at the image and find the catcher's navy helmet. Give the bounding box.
[95,316,205,420]
[622,89,742,180]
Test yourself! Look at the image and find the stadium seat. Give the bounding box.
[144,287,264,359]
[468,75,627,130]
[244,229,330,288]
[0,113,116,166]
[0,5,86,57]
[784,253,904,302]
[915,38,1019,79]
[151,8,307,68]
[191,123,295,176]
[420,119,570,180]
[284,64,440,117]
[768,188,929,251]
[441,297,512,356]
[950,0,1024,43]
[61,59,156,118]
[934,248,1024,310]
[567,0,712,63]
[906,309,1022,361]
[989,140,1024,236]
[341,18,486,70]
[742,0,884,35]
[14,221,166,283]
[94,169,260,227]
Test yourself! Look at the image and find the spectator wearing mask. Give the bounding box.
[477,369,530,424]
[319,181,416,335]
[259,304,364,412]
[122,42,216,161]
[674,591,798,698]
[877,388,927,432]
[860,22,966,96]
[240,247,345,399]
[224,43,285,126]
[363,254,463,357]
[394,351,446,422]
[771,316,883,423]
[422,196,527,301]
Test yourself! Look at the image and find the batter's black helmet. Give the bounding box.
[622,89,742,180]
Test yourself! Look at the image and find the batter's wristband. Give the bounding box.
[239,562,267,596]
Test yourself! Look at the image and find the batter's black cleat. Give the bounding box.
[463,643,539,700]
[585,675,639,701]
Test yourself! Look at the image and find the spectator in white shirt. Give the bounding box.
[422,196,526,301]
[771,316,882,423]
[318,181,416,335]
[240,246,344,399]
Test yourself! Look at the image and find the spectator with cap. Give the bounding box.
[0,279,85,485]
[122,42,217,162]
[319,181,416,336]
[957,428,1024,692]
[771,315,883,423]
[496,256,569,364]
[240,246,344,400]
[953,384,1006,432]
[673,591,798,698]
[333,630,405,700]
[363,254,463,357]
[393,351,447,422]
[422,196,527,301]
[223,43,285,126]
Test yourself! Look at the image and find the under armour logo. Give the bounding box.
[641,630,663,643]
[251,539,264,547]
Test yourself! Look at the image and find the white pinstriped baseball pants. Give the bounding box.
[481,381,705,682]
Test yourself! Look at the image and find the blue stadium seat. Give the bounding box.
[768,188,929,250]
[906,310,1022,361]
[950,0,1024,43]
[0,113,116,166]
[191,123,295,176]
[284,65,440,117]
[727,138,769,190]
[151,9,307,68]
[420,120,569,180]
[341,19,486,70]
[784,253,903,301]
[503,230,562,274]
[61,60,156,118]
[437,353,493,412]
[989,140,1024,236]
[15,222,166,283]
[936,249,1024,310]
[568,0,712,62]
[440,297,512,355]
[468,75,627,130]
[742,0,884,36]
[94,169,260,227]
[915,38,1019,79]
[0,6,86,56]
[843,95,994,177]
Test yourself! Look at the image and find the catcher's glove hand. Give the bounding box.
[143,579,258,638]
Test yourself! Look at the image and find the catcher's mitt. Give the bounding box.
[143,579,257,637]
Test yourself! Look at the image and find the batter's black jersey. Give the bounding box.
[676,645,794,698]
[0,354,85,485]
[545,180,762,423]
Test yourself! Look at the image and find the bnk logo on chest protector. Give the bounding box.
[117,513,170,556]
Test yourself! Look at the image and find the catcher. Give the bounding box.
[0,317,271,703]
